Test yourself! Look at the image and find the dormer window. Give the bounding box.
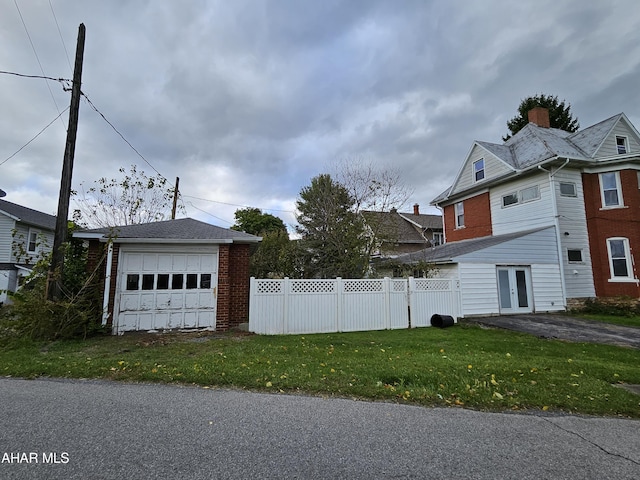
[616,136,628,154]
[473,159,485,182]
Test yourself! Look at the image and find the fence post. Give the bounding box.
[408,277,414,328]
[283,277,290,334]
[383,277,391,330]
[336,277,343,332]
[249,277,256,333]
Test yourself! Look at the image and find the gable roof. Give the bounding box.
[390,227,550,264]
[74,218,261,244]
[432,112,638,205]
[0,199,56,230]
[361,210,442,245]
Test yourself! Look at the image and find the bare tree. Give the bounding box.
[73,165,181,228]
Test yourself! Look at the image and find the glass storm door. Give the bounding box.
[497,267,532,314]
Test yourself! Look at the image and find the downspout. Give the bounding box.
[538,158,570,309]
[435,204,446,244]
[102,241,113,326]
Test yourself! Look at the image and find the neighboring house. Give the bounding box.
[74,218,261,334]
[0,199,56,304]
[396,107,640,317]
[362,204,443,259]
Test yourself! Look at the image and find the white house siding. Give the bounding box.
[530,264,565,312]
[0,215,15,262]
[451,145,513,196]
[431,264,458,279]
[554,169,596,298]
[490,172,555,236]
[9,223,54,263]
[458,263,499,316]
[595,120,640,158]
[0,269,16,304]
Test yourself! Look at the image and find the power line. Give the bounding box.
[81,92,164,178]
[0,70,71,86]
[186,201,234,225]
[13,0,66,129]
[48,0,73,74]
[0,106,70,167]
[182,194,296,213]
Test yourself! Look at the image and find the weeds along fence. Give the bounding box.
[249,277,461,335]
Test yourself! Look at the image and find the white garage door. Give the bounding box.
[116,247,218,333]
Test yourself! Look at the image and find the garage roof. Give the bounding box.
[75,218,262,244]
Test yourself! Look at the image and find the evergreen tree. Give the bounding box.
[296,174,367,278]
[503,94,579,141]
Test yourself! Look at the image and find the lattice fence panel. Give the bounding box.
[255,280,283,294]
[413,279,451,291]
[290,280,336,294]
[343,280,384,293]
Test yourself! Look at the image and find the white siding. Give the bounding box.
[0,215,15,262]
[8,223,53,263]
[554,169,596,298]
[458,263,499,316]
[451,145,512,196]
[457,227,559,265]
[0,269,16,304]
[491,172,555,235]
[596,120,640,158]
[530,264,565,312]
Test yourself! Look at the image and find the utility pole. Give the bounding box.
[171,177,179,219]
[48,23,85,300]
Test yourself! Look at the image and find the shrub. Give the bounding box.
[580,297,640,317]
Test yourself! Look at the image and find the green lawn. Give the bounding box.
[1,324,639,417]
[573,313,640,328]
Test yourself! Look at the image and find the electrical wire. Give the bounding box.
[13,0,66,129]
[182,194,296,213]
[0,106,70,167]
[48,0,73,74]
[0,70,71,86]
[186,201,234,225]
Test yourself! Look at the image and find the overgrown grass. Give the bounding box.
[1,325,639,417]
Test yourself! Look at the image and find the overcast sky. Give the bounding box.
[2,0,640,229]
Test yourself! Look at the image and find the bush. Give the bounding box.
[580,297,640,317]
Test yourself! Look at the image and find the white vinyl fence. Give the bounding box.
[249,277,461,335]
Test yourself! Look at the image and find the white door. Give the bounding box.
[116,247,218,333]
[497,266,532,314]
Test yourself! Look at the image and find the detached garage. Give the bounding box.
[75,218,260,334]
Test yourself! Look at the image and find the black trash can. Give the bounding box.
[430,314,455,328]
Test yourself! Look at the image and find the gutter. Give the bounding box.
[537,158,570,308]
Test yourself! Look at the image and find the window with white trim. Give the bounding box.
[27,230,39,253]
[606,238,633,280]
[501,184,541,208]
[473,159,485,182]
[455,202,464,228]
[559,182,577,197]
[600,172,622,207]
[432,232,444,246]
[616,136,628,154]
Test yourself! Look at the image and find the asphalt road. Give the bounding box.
[1,378,639,479]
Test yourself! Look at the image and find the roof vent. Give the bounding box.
[528,107,550,128]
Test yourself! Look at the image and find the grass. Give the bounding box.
[1,324,639,418]
[572,313,640,328]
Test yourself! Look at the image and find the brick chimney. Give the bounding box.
[413,203,420,215]
[528,106,550,128]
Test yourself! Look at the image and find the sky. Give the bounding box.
[2,0,640,231]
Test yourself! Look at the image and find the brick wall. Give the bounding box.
[443,192,492,242]
[583,170,640,298]
[216,243,252,330]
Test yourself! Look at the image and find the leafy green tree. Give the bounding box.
[503,94,579,141]
[231,208,292,278]
[231,207,287,236]
[295,174,367,278]
[74,165,182,228]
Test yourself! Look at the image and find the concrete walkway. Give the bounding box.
[464,314,640,349]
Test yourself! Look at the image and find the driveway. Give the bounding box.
[464,314,640,349]
[1,378,639,480]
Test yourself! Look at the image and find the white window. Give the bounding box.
[27,230,39,253]
[606,238,633,280]
[432,232,444,246]
[616,136,628,154]
[455,202,464,228]
[501,184,540,208]
[520,185,540,203]
[473,159,485,182]
[502,192,518,207]
[600,172,622,207]
[559,182,577,197]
